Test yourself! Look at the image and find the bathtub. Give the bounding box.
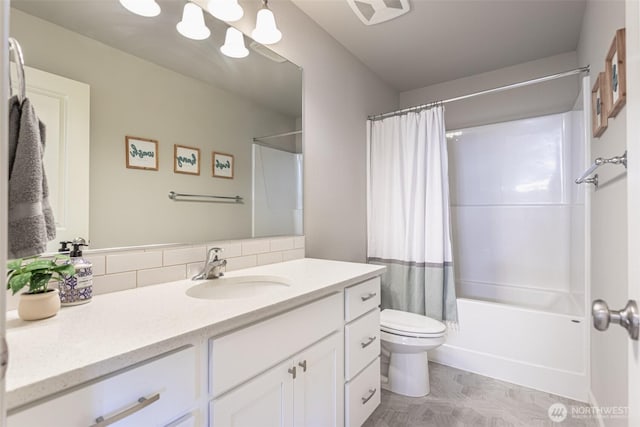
[429,281,589,402]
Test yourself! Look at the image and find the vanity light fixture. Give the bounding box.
[220,27,249,58]
[207,0,244,22]
[251,0,282,45]
[177,2,211,40]
[118,0,161,17]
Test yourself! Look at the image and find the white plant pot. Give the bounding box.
[18,288,61,321]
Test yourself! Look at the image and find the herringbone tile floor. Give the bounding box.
[363,363,600,427]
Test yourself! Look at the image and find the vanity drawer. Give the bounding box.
[210,292,343,397]
[345,277,380,322]
[8,346,198,427]
[345,308,380,380]
[345,357,380,427]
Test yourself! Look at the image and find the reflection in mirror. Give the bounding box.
[9,0,303,250]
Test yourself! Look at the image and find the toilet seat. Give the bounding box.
[380,309,446,338]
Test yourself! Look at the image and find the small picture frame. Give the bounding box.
[212,152,234,179]
[125,136,158,170]
[174,144,200,175]
[605,28,626,118]
[591,73,608,138]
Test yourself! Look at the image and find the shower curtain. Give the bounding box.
[366,105,457,325]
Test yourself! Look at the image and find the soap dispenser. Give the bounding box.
[59,237,93,306]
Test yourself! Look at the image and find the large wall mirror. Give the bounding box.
[9,0,303,250]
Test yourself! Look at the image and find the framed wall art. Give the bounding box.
[212,152,234,179]
[174,144,200,175]
[605,28,626,118]
[591,73,608,138]
[125,136,158,170]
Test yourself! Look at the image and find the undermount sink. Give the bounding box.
[185,275,292,300]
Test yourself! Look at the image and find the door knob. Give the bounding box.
[592,299,639,340]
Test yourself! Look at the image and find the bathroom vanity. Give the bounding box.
[5,258,384,427]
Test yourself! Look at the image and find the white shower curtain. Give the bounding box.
[366,105,457,324]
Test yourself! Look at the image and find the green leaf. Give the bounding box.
[9,272,31,295]
[52,264,75,276]
[7,259,22,271]
[24,260,56,272]
[29,273,52,293]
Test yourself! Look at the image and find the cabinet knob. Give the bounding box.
[298,360,307,372]
[288,366,297,379]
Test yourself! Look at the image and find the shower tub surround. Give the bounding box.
[5,235,306,311]
[434,111,589,402]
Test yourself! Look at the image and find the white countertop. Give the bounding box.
[5,258,385,410]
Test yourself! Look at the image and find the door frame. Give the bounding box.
[626,0,640,425]
[0,1,10,425]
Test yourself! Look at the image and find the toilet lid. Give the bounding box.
[380,309,446,336]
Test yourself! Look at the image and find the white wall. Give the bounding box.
[400,52,580,130]
[577,0,628,422]
[234,0,398,262]
[10,9,298,248]
[449,113,578,296]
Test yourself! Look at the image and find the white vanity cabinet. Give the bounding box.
[211,332,342,427]
[5,261,386,427]
[209,293,344,427]
[343,277,381,427]
[7,346,199,427]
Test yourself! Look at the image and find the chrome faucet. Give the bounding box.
[192,248,227,280]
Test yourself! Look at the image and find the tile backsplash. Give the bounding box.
[6,236,305,311]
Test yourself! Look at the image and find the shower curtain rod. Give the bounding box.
[368,66,590,121]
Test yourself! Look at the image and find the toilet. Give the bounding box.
[380,309,447,397]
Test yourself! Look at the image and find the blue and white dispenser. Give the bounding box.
[59,238,93,306]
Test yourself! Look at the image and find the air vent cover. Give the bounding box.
[346,0,410,25]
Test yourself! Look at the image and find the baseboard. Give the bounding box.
[430,344,589,402]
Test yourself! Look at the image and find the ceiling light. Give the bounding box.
[207,0,244,22]
[251,1,282,45]
[119,0,161,17]
[221,27,249,58]
[176,2,211,40]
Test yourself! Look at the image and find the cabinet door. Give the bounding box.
[211,359,294,427]
[294,332,344,427]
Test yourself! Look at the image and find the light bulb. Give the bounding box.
[221,27,249,58]
[207,0,244,22]
[251,7,282,45]
[119,0,161,17]
[176,3,211,40]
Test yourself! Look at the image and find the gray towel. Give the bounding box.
[8,96,56,259]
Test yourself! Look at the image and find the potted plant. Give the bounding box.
[7,255,75,321]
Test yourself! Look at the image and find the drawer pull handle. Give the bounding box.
[361,388,377,405]
[91,393,160,426]
[361,336,377,348]
[298,360,307,372]
[288,366,297,379]
[361,292,377,302]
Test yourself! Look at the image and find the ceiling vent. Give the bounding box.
[346,0,410,25]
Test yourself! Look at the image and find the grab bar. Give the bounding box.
[575,151,627,187]
[168,191,243,203]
